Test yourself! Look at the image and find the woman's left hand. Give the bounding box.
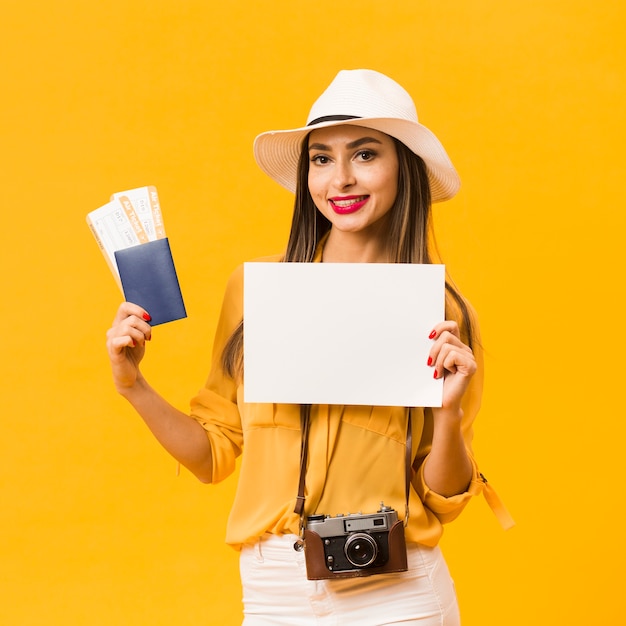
[427,321,477,412]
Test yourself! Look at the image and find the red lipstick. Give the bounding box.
[329,195,369,215]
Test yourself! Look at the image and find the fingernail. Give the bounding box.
[428,330,437,339]
[143,313,152,321]
[433,370,439,379]
[427,356,433,366]
[131,341,136,348]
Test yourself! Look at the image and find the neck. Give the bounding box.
[322,228,390,263]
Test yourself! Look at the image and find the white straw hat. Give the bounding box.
[253,69,460,202]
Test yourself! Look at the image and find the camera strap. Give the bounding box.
[294,405,312,519]
[294,406,413,528]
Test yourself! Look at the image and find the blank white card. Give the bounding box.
[243,263,445,407]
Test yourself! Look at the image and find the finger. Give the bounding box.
[107,317,152,349]
[107,333,137,356]
[110,305,153,338]
[428,320,460,340]
[113,301,152,325]
[106,322,147,348]
[433,344,477,379]
[432,343,456,379]
[432,330,471,352]
[427,328,472,370]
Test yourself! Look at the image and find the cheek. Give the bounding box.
[386,180,399,204]
[379,167,399,204]
[307,172,317,196]
[307,173,326,204]
[368,168,398,202]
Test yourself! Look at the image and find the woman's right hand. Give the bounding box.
[105,302,153,393]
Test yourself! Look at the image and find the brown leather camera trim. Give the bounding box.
[303,520,408,580]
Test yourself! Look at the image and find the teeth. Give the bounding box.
[333,196,366,207]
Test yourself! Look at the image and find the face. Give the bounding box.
[307,125,399,238]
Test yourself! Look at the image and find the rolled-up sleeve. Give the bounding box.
[413,453,484,523]
[189,264,245,484]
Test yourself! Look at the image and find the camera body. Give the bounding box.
[303,503,407,580]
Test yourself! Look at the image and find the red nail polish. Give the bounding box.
[427,356,433,366]
[428,330,437,339]
[433,370,439,379]
[143,313,152,321]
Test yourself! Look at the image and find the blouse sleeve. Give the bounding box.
[189,264,245,484]
[411,297,486,523]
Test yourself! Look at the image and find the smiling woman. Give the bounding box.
[105,69,508,625]
[307,126,399,260]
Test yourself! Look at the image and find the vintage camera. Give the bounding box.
[303,503,407,580]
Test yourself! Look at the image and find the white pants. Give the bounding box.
[240,533,460,625]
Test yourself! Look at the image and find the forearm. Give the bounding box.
[422,408,473,497]
[119,376,214,482]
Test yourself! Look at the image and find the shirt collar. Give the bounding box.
[313,231,330,263]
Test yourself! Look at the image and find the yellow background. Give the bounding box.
[1,1,624,624]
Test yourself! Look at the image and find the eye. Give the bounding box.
[310,154,330,165]
[357,149,376,161]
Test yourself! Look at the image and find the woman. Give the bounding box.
[107,69,509,625]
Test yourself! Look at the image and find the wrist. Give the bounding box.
[116,372,148,400]
[432,405,464,424]
[430,407,464,443]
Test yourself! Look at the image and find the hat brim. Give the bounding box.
[253,117,460,202]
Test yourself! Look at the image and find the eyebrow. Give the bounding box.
[308,136,384,151]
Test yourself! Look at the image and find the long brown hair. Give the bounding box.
[221,132,475,380]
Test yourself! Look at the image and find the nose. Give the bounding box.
[333,159,356,190]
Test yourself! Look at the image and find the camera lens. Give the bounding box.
[344,533,378,568]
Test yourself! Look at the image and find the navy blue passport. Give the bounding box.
[114,238,186,326]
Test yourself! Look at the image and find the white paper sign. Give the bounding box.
[243,263,445,407]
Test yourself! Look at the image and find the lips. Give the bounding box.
[329,195,369,215]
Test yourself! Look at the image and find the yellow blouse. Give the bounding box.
[190,251,491,550]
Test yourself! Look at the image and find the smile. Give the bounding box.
[329,195,369,215]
